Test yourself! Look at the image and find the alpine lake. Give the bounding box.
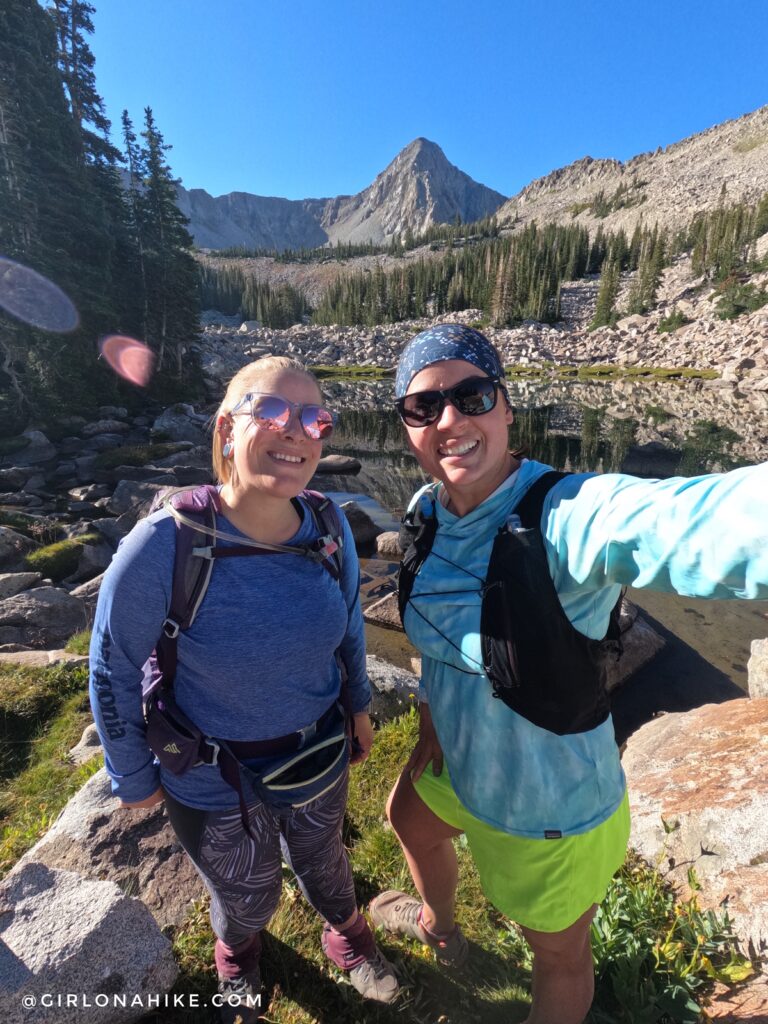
[316,373,768,740]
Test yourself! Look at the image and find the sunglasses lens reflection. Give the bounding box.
[250,396,334,440]
[252,396,290,430]
[399,378,499,426]
[303,407,334,439]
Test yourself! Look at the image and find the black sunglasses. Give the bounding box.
[395,375,504,427]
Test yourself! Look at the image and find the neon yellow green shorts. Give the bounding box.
[413,768,630,933]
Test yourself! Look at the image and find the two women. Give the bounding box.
[89,356,399,1023]
[371,323,768,1024]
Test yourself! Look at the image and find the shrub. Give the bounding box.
[657,309,692,333]
[645,405,674,425]
[713,279,768,320]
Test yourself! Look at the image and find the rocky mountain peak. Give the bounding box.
[175,139,506,251]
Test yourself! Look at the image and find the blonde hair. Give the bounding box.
[212,356,322,485]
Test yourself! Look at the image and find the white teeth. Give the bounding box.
[439,440,478,456]
[270,452,303,464]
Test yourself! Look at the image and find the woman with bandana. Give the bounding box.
[369,323,768,1024]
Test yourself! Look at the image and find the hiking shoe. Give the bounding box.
[348,948,400,1004]
[369,890,469,968]
[322,919,400,1004]
[217,967,262,1024]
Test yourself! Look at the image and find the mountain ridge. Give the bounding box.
[498,103,768,233]
[176,138,506,251]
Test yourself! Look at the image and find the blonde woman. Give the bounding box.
[90,357,398,1022]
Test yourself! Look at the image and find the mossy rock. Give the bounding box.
[24,534,99,583]
[93,442,183,471]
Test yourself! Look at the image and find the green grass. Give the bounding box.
[65,629,92,655]
[0,662,90,779]
[0,662,99,876]
[0,510,62,544]
[24,533,99,583]
[0,695,753,1022]
[134,709,752,1024]
[312,365,394,379]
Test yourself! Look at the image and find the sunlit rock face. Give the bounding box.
[624,697,768,955]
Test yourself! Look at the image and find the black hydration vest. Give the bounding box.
[397,471,622,737]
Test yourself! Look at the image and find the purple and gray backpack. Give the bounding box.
[142,484,351,832]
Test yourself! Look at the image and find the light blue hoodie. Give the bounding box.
[404,459,768,838]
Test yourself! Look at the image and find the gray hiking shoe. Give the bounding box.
[348,948,400,1004]
[217,967,262,1024]
[369,890,469,968]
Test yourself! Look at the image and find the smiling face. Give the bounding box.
[219,368,325,501]
[404,359,515,516]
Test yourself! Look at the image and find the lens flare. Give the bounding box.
[99,335,155,387]
[0,257,80,332]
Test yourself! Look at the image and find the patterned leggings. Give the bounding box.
[164,770,356,946]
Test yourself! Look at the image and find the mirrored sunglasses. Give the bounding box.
[395,376,503,427]
[231,392,335,440]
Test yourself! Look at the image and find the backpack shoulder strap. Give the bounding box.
[298,489,344,582]
[155,486,218,689]
[512,470,570,529]
[397,484,440,622]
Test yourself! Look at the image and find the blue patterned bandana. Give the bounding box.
[394,323,505,398]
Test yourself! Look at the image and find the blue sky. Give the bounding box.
[90,0,768,202]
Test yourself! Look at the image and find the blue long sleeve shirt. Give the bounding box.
[89,496,370,809]
[405,459,768,837]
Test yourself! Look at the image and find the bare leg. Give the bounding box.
[386,769,463,933]
[519,904,597,1024]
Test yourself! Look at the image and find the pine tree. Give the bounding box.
[0,0,118,423]
[589,255,620,330]
[137,107,199,381]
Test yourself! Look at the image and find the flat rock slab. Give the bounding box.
[17,769,204,931]
[0,572,42,600]
[0,587,87,649]
[364,590,402,632]
[315,454,361,475]
[0,862,177,1024]
[624,697,768,955]
[706,977,768,1021]
[0,649,88,668]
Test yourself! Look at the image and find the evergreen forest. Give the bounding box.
[0,0,200,431]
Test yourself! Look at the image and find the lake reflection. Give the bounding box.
[324,376,768,482]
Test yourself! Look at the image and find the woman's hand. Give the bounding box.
[406,702,444,782]
[350,711,374,765]
[120,787,164,809]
